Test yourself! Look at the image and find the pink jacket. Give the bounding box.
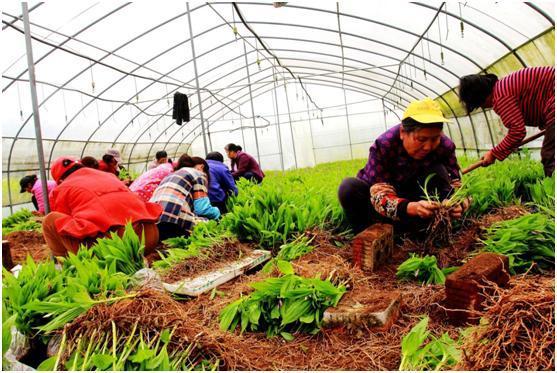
[31,179,57,213]
[129,163,174,202]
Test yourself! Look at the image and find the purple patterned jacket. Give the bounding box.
[356,124,460,220]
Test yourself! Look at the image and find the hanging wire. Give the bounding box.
[61,88,68,123]
[459,2,465,37]
[420,39,427,80]
[133,76,139,103]
[16,82,23,119]
[255,39,261,70]
[89,61,95,93]
[165,84,170,106]
[445,2,450,40]
[232,3,238,39]
[437,15,445,65]
[129,103,134,126]
[426,30,432,60]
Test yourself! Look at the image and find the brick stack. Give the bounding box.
[351,223,393,273]
[444,252,510,323]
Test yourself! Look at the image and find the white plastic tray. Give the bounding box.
[163,249,271,296]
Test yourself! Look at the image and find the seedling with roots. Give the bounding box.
[420,174,469,251]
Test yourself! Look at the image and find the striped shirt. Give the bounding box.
[491,66,555,160]
[150,167,209,232]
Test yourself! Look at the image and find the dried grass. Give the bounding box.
[457,275,555,371]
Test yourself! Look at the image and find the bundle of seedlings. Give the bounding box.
[219,262,346,340]
[481,212,555,274]
[526,175,555,211]
[91,223,146,275]
[420,175,469,250]
[38,323,210,371]
[262,234,315,274]
[396,254,458,285]
[457,275,554,371]
[3,223,146,337]
[2,209,41,235]
[2,257,63,335]
[399,316,461,370]
[152,220,236,271]
[51,289,217,371]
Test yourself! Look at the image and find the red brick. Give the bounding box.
[351,224,393,273]
[444,253,510,323]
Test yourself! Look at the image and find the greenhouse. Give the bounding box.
[1,1,555,371]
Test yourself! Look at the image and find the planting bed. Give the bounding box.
[3,158,554,371]
[160,240,254,283]
[3,230,49,265]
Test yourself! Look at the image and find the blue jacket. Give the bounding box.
[207,159,238,203]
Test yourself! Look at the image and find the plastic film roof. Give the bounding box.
[2,1,555,183]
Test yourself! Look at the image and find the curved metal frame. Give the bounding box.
[2,1,553,212]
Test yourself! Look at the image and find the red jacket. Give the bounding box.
[98,160,119,176]
[51,167,162,239]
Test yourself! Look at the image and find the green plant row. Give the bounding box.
[481,212,555,274]
[2,209,41,235]
[2,223,145,336]
[219,262,346,340]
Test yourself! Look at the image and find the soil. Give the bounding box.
[336,287,398,313]
[448,252,508,281]
[161,240,254,283]
[3,230,50,265]
[60,204,552,371]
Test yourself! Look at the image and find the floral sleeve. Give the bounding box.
[369,182,409,221]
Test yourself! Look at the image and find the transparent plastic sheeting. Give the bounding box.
[1,1,554,213]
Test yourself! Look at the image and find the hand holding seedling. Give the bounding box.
[407,200,440,218]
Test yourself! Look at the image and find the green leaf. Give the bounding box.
[91,353,115,370]
[37,356,58,371]
[276,260,294,275]
[280,331,295,341]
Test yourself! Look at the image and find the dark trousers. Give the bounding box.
[338,163,452,234]
[235,171,262,184]
[157,222,187,242]
[541,121,554,177]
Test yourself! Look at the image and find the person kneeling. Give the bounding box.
[338,98,469,235]
[150,156,220,241]
[42,156,162,257]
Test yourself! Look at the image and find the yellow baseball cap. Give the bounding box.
[402,97,451,123]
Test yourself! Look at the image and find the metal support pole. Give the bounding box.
[342,89,354,159]
[242,41,261,163]
[282,82,299,169]
[467,114,481,158]
[186,2,208,155]
[271,75,285,171]
[22,2,50,214]
[481,109,496,151]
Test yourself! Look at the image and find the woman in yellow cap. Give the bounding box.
[338,98,468,234]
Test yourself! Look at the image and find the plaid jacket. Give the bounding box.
[150,167,209,232]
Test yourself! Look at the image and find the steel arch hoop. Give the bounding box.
[4,3,210,212]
